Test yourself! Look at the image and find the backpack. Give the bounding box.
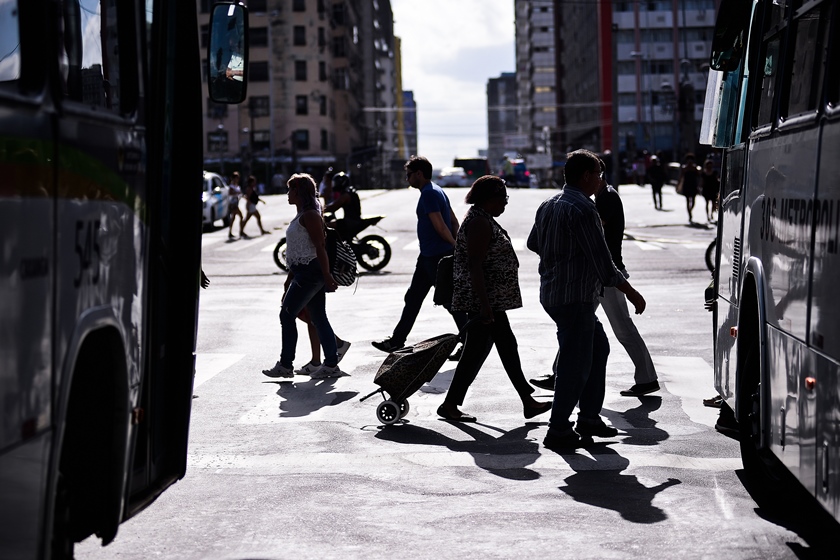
[325,227,357,286]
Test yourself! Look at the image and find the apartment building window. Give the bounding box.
[208,130,228,152]
[333,2,345,24]
[319,95,327,115]
[333,36,346,58]
[294,26,306,46]
[207,98,228,118]
[318,27,326,48]
[334,68,349,90]
[253,130,270,152]
[296,95,309,115]
[251,27,268,47]
[200,0,212,13]
[250,61,269,81]
[295,60,307,81]
[320,129,329,151]
[319,61,327,81]
[249,96,270,117]
[293,129,310,151]
[200,25,209,48]
[293,0,306,11]
[249,0,267,11]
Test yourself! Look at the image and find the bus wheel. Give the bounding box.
[738,340,791,496]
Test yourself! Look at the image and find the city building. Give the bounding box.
[199,0,405,190]
[487,72,518,172]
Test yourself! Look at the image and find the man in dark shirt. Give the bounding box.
[594,161,659,396]
[372,156,467,352]
[527,150,646,450]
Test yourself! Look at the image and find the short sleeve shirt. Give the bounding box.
[416,182,454,257]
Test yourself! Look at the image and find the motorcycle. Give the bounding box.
[273,215,392,272]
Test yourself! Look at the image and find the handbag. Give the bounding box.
[433,254,454,307]
[325,227,357,287]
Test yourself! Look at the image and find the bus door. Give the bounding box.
[0,2,56,555]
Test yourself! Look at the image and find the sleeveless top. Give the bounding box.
[452,206,522,313]
[229,183,241,205]
[286,211,318,266]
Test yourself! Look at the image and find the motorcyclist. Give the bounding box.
[324,172,363,240]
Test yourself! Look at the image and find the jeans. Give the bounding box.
[544,302,610,435]
[390,252,467,346]
[445,311,534,407]
[596,282,657,385]
[280,259,337,368]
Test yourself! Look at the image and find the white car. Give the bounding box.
[203,171,231,227]
[436,166,470,188]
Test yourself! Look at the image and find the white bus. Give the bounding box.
[702,0,840,522]
[0,1,248,557]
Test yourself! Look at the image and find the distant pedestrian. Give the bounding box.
[678,153,700,223]
[240,175,270,237]
[701,159,720,222]
[372,156,467,354]
[227,171,243,239]
[437,176,552,423]
[648,156,665,210]
[527,149,646,451]
[262,173,346,380]
[318,167,334,205]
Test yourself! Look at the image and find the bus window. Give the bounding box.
[755,34,781,126]
[786,6,827,116]
[59,0,128,114]
[0,1,21,82]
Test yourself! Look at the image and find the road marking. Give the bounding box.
[194,353,245,389]
[186,450,742,473]
[201,236,225,249]
[633,240,664,251]
[402,240,420,251]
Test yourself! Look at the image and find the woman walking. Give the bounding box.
[437,176,551,422]
[679,153,700,223]
[227,171,243,239]
[262,173,346,380]
[701,159,720,222]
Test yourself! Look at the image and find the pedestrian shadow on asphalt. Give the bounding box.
[374,421,545,481]
[603,396,669,446]
[559,444,681,523]
[263,378,358,418]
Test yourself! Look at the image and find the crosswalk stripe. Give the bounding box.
[194,353,246,389]
[633,240,664,251]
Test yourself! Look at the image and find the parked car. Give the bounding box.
[436,166,470,187]
[203,171,231,227]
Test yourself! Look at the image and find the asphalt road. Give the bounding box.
[78,183,838,559]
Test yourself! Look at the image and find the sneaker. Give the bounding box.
[371,337,402,353]
[543,430,584,451]
[294,362,321,376]
[310,364,349,379]
[262,361,294,378]
[530,375,555,391]
[336,339,352,363]
[448,343,463,361]
[703,395,723,408]
[619,381,660,397]
[576,418,619,438]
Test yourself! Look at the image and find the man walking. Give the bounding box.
[372,156,467,353]
[531,159,659,396]
[527,150,646,451]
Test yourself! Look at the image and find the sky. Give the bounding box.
[391,0,516,170]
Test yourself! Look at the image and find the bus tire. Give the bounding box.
[50,470,74,560]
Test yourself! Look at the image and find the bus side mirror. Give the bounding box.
[208,2,249,104]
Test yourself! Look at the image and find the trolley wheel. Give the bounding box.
[399,400,410,418]
[376,400,401,425]
[273,237,289,271]
[357,234,391,271]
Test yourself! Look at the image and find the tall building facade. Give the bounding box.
[514,0,557,185]
[612,0,715,159]
[199,0,404,189]
[486,72,518,169]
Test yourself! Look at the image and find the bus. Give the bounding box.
[702,0,840,522]
[453,156,491,181]
[0,1,248,557]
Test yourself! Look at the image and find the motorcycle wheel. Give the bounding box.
[273,237,289,271]
[357,234,391,271]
